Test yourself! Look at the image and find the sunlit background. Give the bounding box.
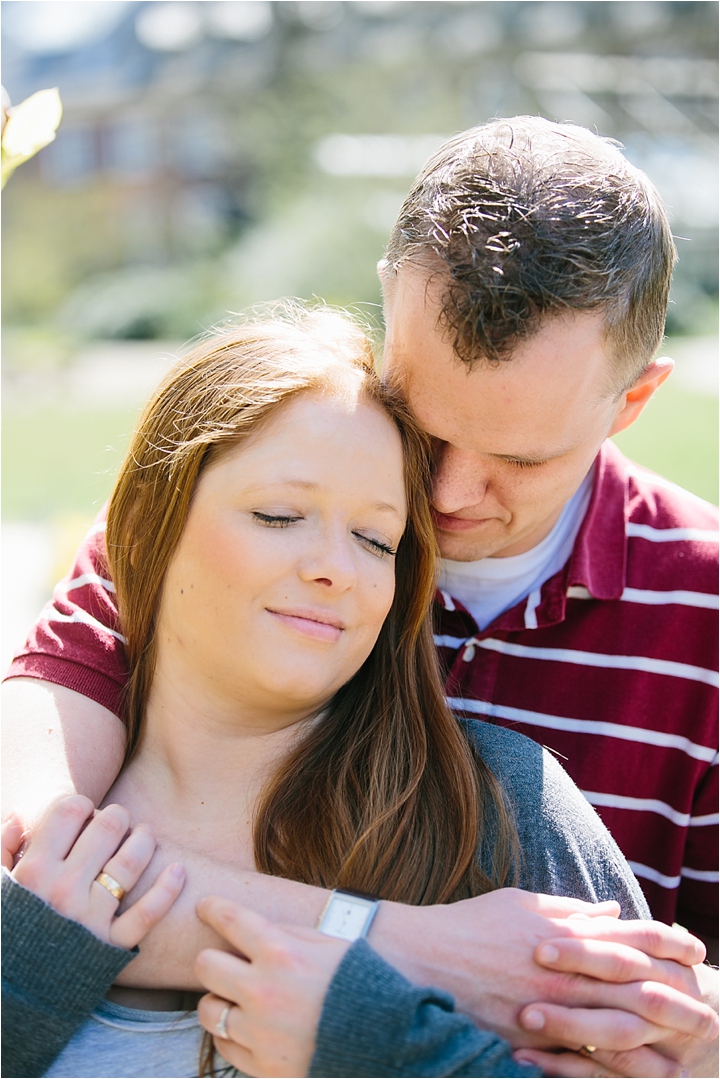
[2,0,718,666]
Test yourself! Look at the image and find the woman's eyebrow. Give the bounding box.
[245,480,404,518]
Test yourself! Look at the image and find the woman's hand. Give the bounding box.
[2,813,25,869]
[195,895,349,1078]
[5,794,185,950]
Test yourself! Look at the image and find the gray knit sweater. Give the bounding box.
[2,720,650,1078]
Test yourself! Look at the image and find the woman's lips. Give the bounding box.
[266,608,344,643]
[432,509,494,532]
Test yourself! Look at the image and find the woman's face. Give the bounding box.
[156,390,408,726]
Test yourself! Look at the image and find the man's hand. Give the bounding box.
[195,897,349,1079]
[373,890,713,1049]
[512,933,719,1078]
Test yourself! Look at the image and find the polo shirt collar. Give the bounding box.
[566,439,627,601]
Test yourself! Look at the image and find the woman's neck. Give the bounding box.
[109,656,320,863]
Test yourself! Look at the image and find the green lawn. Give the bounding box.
[611,380,717,506]
[2,405,140,521]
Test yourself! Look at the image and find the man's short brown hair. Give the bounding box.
[384,116,677,390]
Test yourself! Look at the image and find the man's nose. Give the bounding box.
[297,528,357,592]
[432,443,489,514]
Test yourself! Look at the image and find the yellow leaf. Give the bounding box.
[2,87,63,188]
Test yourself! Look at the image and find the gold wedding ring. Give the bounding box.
[94,871,126,901]
[579,1045,597,1058]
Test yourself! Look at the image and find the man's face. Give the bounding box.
[382,268,625,561]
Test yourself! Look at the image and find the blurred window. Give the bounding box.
[104,119,160,179]
[40,125,97,185]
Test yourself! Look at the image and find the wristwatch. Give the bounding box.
[316,889,380,941]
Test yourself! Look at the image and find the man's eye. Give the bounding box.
[508,458,544,469]
[252,513,301,527]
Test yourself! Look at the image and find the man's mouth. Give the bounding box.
[431,509,496,532]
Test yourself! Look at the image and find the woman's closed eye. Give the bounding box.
[354,532,397,558]
[252,512,302,527]
[253,511,396,558]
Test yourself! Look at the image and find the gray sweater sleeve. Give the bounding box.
[463,720,651,919]
[311,720,650,1077]
[309,940,542,1078]
[1,872,136,1079]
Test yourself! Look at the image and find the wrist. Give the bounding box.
[365,898,432,984]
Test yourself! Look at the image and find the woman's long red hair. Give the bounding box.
[106,303,518,911]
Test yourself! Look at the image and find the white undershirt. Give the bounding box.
[439,465,595,631]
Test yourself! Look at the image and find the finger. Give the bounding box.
[212,1036,255,1077]
[196,895,272,959]
[65,803,130,879]
[514,1047,685,1079]
[535,938,699,995]
[561,917,706,967]
[100,825,158,898]
[197,994,257,1075]
[2,816,25,869]
[528,892,621,920]
[20,795,95,863]
[514,1049,616,1077]
[195,948,253,1004]
[519,1002,666,1050]
[198,993,244,1045]
[111,863,185,950]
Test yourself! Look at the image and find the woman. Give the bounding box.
[3,303,654,1078]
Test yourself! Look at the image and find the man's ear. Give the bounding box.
[608,357,674,437]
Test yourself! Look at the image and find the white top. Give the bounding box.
[45,999,243,1078]
[439,466,595,630]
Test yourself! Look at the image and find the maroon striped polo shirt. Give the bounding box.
[435,441,718,937]
[6,442,718,936]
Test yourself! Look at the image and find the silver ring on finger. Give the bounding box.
[216,1003,231,1040]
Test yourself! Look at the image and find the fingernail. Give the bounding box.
[680,1071,689,1078]
[523,1009,545,1031]
[537,943,559,964]
[170,863,185,880]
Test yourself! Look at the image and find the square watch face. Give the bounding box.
[321,894,376,939]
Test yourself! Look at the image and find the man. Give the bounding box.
[3,117,718,1075]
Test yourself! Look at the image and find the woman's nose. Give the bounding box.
[297,530,357,592]
[432,443,488,515]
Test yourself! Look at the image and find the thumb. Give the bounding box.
[2,814,27,870]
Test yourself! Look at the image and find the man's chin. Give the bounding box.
[437,530,510,562]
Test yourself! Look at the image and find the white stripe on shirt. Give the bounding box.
[630,862,720,889]
[681,866,720,883]
[629,861,681,889]
[56,573,117,595]
[447,697,717,763]
[475,637,719,687]
[568,586,718,609]
[44,605,127,644]
[524,589,542,630]
[582,790,718,828]
[626,522,719,543]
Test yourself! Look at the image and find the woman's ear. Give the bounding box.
[608,357,674,437]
